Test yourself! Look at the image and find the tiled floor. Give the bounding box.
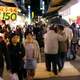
[34,56,80,80]
[34,62,80,80]
[3,56,80,80]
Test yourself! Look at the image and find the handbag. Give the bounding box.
[66,48,73,60]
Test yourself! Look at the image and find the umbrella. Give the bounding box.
[48,16,70,26]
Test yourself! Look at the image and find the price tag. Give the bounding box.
[0,6,18,20]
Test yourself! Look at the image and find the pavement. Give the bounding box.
[34,56,80,80]
[3,56,80,80]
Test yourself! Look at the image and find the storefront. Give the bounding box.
[0,1,26,28]
[59,0,80,25]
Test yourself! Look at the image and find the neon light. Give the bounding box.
[28,5,31,24]
[40,0,43,10]
[42,1,45,13]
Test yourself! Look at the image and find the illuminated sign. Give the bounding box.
[0,6,18,20]
[32,12,34,18]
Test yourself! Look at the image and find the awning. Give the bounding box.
[0,1,17,7]
[43,0,70,18]
[48,0,70,13]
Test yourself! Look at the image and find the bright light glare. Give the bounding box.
[28,5,30,9]
[27,18,31,24]
[18,9,21,12]
[71,2,80,16]
[26,18,31,24]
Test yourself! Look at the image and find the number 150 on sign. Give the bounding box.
[0,12,17,21]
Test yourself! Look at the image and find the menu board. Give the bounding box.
[0,6,18,20]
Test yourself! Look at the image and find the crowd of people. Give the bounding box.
[0,19,80,80]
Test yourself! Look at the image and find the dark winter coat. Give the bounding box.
[0,41,10,76]
[7,43,25,72]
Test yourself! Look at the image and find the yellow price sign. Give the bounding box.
[0,6,18,20]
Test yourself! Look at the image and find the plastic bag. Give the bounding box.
[9,73,19,80]
[78,39,80,45]
[0,77,4,80]
[66,48,73,60]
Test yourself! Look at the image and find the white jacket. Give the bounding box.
[44,30,65,54]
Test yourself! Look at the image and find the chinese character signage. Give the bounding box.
[0,6,18,20]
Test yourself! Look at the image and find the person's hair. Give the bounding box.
[6,24,11,31]
[59,15,62,19]
[9,32,20,43]
[71,23,76,28]
[24,29,33,39]
[54,26,58,33]
[57,24,64,31]
[49,24,55,30]
[2,20,5,24]
[0,26,3,33]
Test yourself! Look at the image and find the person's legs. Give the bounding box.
[52,54,58,75]
[30,69,35,79]
[61,52,66,67]
[58,52,66,72]
[0,63,4,78]
[22,68,27,79]
[45,54,51,71]
[58,53,63,72]
[71,43,76,60]
[0,67,4,78]
[27,69,35,80]
[17,69,24,80]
